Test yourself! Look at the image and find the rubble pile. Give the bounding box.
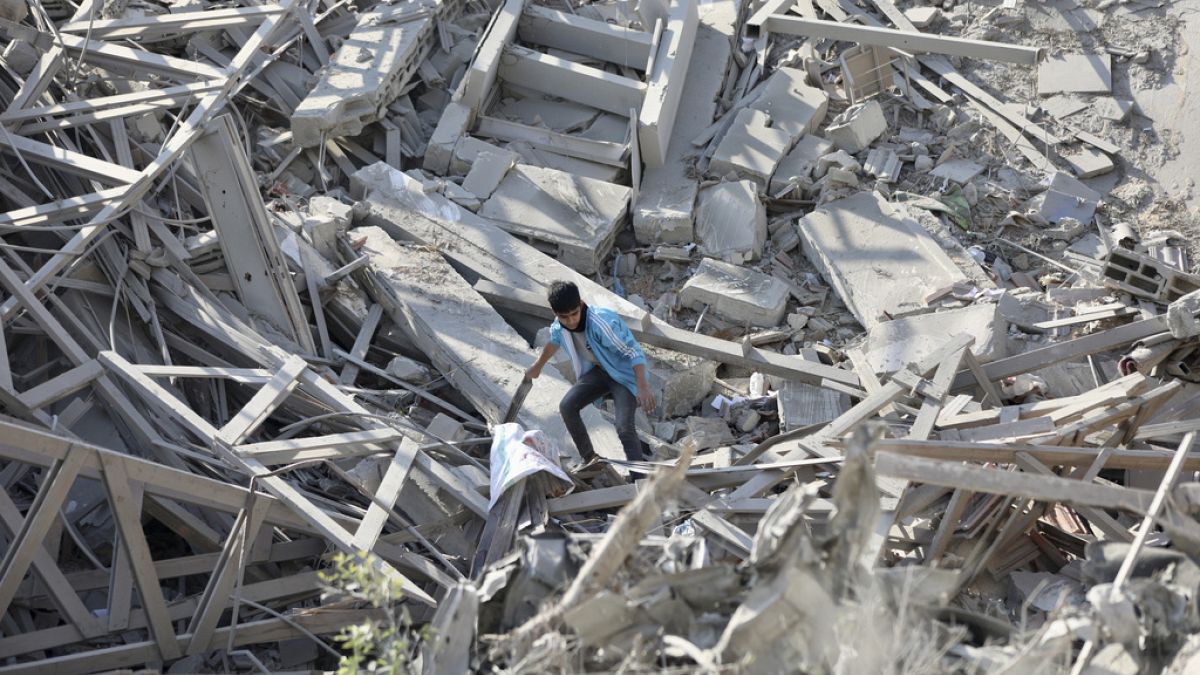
[0,0,1197,671]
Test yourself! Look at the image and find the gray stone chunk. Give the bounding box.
[450,136,517,176]
[695,180,767,263]
[462,150,515,199]
[423,101,472,174]
[797,192,969,327]
[747,67,829,139]
[679,258,790,326]
[479,164,630,274]
[709,109,794,188]
[824,100,886,153]
[1063,147,1115,179]
[862,304,1006,374]
[770,135,834,195]
[1167,289,1200,340]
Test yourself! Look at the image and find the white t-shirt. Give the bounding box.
[569,328,597,365]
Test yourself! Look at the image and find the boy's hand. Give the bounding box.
[636,382,656,414]
[525,363,543,380]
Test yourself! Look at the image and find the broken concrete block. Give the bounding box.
[684,416,734,450]
[1064,147,1115,179]
[770,134,833,195]
[386,354,432,382]
[1038,54,1112,95]
[1038,172,1101,224]
[1167,290,1200,340]
[303,196,354,259]
[424,102,472,175]
[797,192,971,327]
[864,148,900,182]
[479,164,630,274]
[654,358,717,418]
[777,381,848,429]
[903,6,942,27]
[862,304,1006,374]
[679,258,790,326]
[824,100,886,153]
[709,109,793,188]
[292,0,441,147]
[1102,248,1200,303]
[815,149,861,178]
[748,67,829,139]
[929,159,984,184]
[462,150,515,199]
[695,181,767,263]
[449,136,518,177]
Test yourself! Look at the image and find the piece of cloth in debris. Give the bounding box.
[489,422,573,508]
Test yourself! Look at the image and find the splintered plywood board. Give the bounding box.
[353,226,622,462]
[1038,54,1111,95]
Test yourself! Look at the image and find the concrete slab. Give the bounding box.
[769,134,833,195]
[1038,171,1101,224]
[479,164,630,274]
[797,192,969,327]
[695,180,767,263]
[709,109,793,187]
[862,303,1006,374]
[354,225,620,461]
[462,150,515,199]
[929,159,985,184]
[1064,147,1115,179]
[638,0,699,167]
[903,6,941,27]
[1037,54,1111,95]
[746,67,828,140]
[633,3,736,244]
[679,257,789,326]
[448,135,519,176]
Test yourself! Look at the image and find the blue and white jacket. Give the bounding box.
[549,305,647,396]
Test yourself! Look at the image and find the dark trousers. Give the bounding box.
[559,366,644,464]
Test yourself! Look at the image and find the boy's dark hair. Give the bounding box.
[547,281,581,314]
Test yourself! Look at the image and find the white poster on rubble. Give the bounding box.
[488,422,573,509]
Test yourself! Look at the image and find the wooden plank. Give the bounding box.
[105,483,139,631]
[351,437,420,550]
[0,450,86,621]
[1013,452,1131,542]
[237,427,406,464]
[216,355,307,445]
[16,359,103,410]
[762,16,1041,64]
[925,488,970,565]
[864,438,1200,471]
[59,5,283,40]
[98,453,181,660]
[338,303,383,385]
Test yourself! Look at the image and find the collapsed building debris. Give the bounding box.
[0,0,1198,671]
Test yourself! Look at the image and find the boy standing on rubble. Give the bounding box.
[525,281,656,470]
